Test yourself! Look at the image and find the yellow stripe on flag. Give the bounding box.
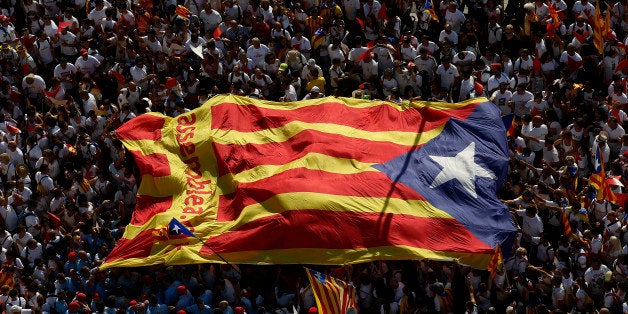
[594,1,605,53]
[101,245,494,269]
[223,94,485,111]
[227,193,454,228]
[218,153,377,185]
[209,122,443,146]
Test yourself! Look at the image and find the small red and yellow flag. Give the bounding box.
[487,244,503,280]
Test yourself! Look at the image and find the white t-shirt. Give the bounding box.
[74,55,101,75]
[53,63,77,89]
[435,64,459,89]
[521,122,548,151]
[492,90,513,115]
[246,44,270,69]
[35,38,54,64]
[516,210,543,244]
[512,91,534,117]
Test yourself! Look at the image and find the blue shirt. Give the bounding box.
[163,285,179,306]
[176,293,194,308]
[146,303,168,314]
[186,304,213,314]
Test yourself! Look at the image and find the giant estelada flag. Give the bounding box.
[100,95,516,270]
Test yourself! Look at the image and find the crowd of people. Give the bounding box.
[0,0,628,310]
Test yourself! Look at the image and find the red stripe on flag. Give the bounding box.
[130,195,174,226]
[129,151,172,177]
[322,280,338,312]
[210,102,479,133]
[202,210,492,253]
[212,132,416,177]
[104,229,158,262]
[308,274,334,313]
[309,281,327,313]
[0,271,14,288]
[562,210,572,236]
[590,173,604,188]
[319,282,336,314]
[116,114,165,141]
[216,170,426,221]
[329,279,343,311]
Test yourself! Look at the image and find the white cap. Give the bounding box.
[311,86,320,93]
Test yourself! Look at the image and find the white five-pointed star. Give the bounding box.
[171,224,181,234]
[429,142,496,198]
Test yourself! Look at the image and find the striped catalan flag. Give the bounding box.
[305,268,357,314]
[423,0,439,22]
[487,243,503,281]
[0,270,15,288]
[100,95,516,270]
[562,210,572,237]
[589,146,617,203]
[593,0,605,54]
[175,5,193,20]
[311,28,326,50]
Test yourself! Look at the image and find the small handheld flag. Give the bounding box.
[110,70,126,85]
[175,5,193,20]
[423,0,439,22]
[56,21,73,34]
[305,268,357,314]
[562,210,572,236]
[356,17,364,30]
[213,27,223,39]
[377,3,389,21]
[502,114,515,137]
[168,218,195,237]
[487,244,503,281]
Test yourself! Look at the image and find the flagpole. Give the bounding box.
[170,218,241,275]
[190,233,242,275]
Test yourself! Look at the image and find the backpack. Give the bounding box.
[227,72,249,84]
